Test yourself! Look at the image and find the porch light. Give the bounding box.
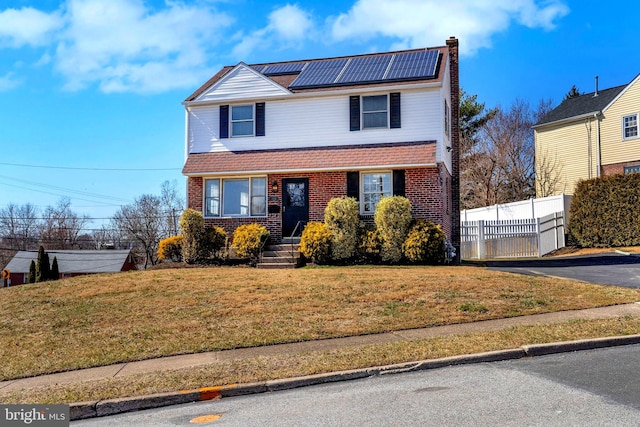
[272,180,279,193]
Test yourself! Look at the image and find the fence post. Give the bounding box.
[536,217,542,257]
[477,220,485,259]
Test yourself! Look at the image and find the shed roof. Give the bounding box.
[182,141,437,175]
[5,250,134,274]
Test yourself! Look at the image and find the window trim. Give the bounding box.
[359,170,393,214]
[361,94,389,130]
[230,104,255,138]
[622,113,638,140]
[204,176,267,218]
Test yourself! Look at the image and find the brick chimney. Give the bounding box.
[446,36,461,262]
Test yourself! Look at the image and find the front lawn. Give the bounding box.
[1,265,637,381]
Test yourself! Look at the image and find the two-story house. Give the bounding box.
[534,74,640,196]
[182,37,460,252]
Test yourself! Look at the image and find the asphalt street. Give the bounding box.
[72,344,640,426]
[486,253,640,288]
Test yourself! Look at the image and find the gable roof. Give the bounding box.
[535,84,627,127]
[185,46,448,103]
[5,250,135,274]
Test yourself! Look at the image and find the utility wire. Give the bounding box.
[0,162,181,171]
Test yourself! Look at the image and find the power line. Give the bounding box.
[0,162,181,171]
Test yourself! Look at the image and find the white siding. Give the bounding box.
[187,88,444,154]
[196,65,291,102]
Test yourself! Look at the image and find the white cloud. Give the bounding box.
[0,72,22,91]
[0,7,63,48]
[54,0,234,93]
[232,4,314,59]
[330,0,569,55]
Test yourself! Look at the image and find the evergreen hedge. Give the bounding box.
[569,173,640,247]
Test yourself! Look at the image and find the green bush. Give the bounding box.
[324,197,359,260]
[180,209,205,264]
[299,222,332,264]
[357,224,382,263]
[232,223,269,260]
[374,196,412,263]
[569,173,640,247]
[158,235,184,262]
[403,220,446,264]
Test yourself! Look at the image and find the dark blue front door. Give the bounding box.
[282,178,309,238]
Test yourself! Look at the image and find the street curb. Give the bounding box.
[69,334,640,421]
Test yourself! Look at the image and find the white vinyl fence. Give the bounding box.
[461,212,565,259]
[461,194,572,222]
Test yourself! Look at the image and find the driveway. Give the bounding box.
[486,253,640,289]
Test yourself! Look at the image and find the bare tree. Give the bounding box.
[160,180,184,236]
[39,198,91,249]
[112,194,165,268]
[0,203,40,251]
[461,97,553,209]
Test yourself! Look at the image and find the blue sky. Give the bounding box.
[1,0,638,231]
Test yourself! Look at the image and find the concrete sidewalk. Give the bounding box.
[1,303,640,420]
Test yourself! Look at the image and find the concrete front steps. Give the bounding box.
[258,241,302,269]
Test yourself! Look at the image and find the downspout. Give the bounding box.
[595,112,601,177]
[585,118,592,179]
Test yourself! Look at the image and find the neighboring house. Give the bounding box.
[3,250,136,286]
[182,37,460,252]
[534,74,640,196]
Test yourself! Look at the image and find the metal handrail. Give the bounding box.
[287,221,306,265]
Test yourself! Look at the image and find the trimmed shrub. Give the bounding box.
[203,226,228,259]
[233,223,270,261]
[403,220,446,264]
[180,209,205,264]
[299,222,332,264]
[158,235,184,262]
[27,260,36,284]
[324,197,359,261]
[374,196,412,263]
[357,224,382,263]
[569,173,640,247]
[50,256,60,280]
[36,246,50,282]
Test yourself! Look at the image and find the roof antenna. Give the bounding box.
[594,75,599,97]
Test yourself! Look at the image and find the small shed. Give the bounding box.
[3,250,136,286]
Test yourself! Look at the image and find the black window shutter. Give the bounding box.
[349,96,360,131]
[219,105,229,139]
[393,170,405,197]
[255,102,265,136]
[390,92,401,129]
[347,172,359,199]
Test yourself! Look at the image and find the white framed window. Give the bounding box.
[361,171,392,213]
[204,177,266,217]
[623,114,638,140]
[362,95,388,129]
[624,165,640,174]
[231,105,254,137]
[444,99,450,138]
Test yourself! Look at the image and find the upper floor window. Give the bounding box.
[231,105,254,137]
[623,114,638,139]
[219,103,265,139]
[362,95,388,129]
[205,177,266,217]
[350,93,401,131]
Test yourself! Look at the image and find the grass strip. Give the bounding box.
[2,316,639,404]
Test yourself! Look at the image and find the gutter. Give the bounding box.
[533,111,601,130]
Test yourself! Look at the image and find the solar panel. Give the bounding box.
[336,54,392,84]
[289,58,349,88]
[386,50,439,80]
[263,62,306,75]
[251,65,266,73]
